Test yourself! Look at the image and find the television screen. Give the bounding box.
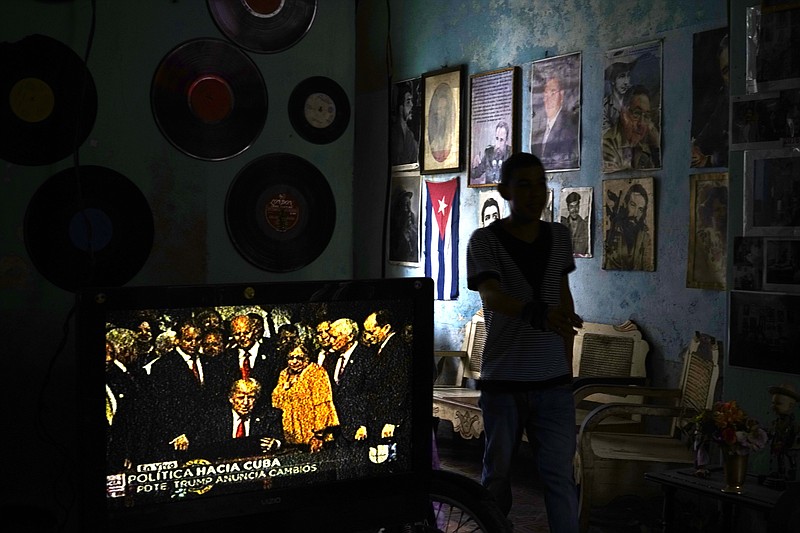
[77,278,433,532]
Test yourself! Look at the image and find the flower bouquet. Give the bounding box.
[683,400,768,492]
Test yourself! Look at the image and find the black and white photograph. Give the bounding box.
[530,52,581,171]
[764,238,800,293]
[690,27,729,168]
[733,236,764,290]
[602,40,663,173]
[729,291,800,375]
[468,67,518,187]
[559,187,592,258]
[390,77,421,170]
[744,149,800,236]
[477,190,505,228]
[687,173,728,290]
[602,177,655,271]
[388,172,422,265]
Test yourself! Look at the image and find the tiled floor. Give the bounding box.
[434,422,665,533]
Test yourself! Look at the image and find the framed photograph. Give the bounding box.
[601,40,663,173]
[764,237,800,292]
[733,236,764,290]
[421,66,463,174]
[387,171,422,265]
[477,190,506,228]
[390,77,421,171]
[687,173,728,290]
[743,149,800,236]
[731,89,800,150]
[530,52,581,171]
[468,67,519,187]
[560,187,592,258]
[690,26,729,168]
[729,290,800,375]
[602,177,655,271]
[745,3,800,93]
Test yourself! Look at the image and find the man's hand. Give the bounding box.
[354,426,367,440]
[260,437,281,452]
[169,434,189,451]
[546,306,583,339]
[381,423,396,438]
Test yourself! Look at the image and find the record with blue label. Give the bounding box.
[225,153,335,272]
[23,166,154,292]
[0,34,97,166]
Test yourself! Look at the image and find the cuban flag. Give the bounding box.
[425,178,459,300]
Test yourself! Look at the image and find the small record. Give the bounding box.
[24,165,154,292]
[207,0,317,54]
[0,34,97,166]
[151,38,267,161]
[226,153,335,272]
[288,76,350,144]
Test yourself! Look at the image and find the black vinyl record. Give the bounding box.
[0,34,97,166]
[207,0,317,54]
[288,76,350,144]
[151,38,267,161]
[226,153,335,272]
[24,165,154,292]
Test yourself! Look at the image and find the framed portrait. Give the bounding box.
[730,89,800,150]
[477,190,506,229]
[602,40,663,173]
[733,236,764,290]
[729,290,800,375]
[560,187,592,258]
[602,177,655,271]
[690,26,729,168]
[468,67,519,187]
[390,77,421,171]
[530,52,581,171]
[687,173,728,290]
[764,237,800,292]
[743,149,800,236]
[421,66,463,174]
[387,171,422,265]
[745,3,800,93]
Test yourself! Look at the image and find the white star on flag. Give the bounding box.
[437,196,448,214]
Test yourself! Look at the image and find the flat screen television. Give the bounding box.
[76,277,433,532]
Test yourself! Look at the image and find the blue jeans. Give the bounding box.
[479,385,578,533]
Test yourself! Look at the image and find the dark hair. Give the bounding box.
[565,191,581,204]
[481,197,500,220]
[500,152,544,186]
[396,82,412,109]
[623,183,649,215]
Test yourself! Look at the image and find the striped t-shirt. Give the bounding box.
[466,220,575,384]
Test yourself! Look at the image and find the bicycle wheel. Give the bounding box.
[427,470,512,533]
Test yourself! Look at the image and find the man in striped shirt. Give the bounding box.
[466,152,583,533]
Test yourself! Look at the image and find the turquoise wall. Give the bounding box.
[354,0,795,472]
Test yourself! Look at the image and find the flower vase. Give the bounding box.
[721,453,748,494]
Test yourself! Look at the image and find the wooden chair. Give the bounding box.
[574,331,721,533]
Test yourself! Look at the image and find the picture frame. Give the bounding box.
[559,186,593,258]
[764,237,800,293]
[601,40,663,173]
[390,77,422,171]
[387,171,422,265]
[730,89,800,150]
[687,173,728,290]
[477,190,506,228]
[745,3,800,93]
[733,236,764,290]
[690,26,729,169]
[743,149,800,236]
[420,66,463,174]
[468,66,519,187]
[729,290,800,375]
[530,52,581,171]
[602,177,655,271]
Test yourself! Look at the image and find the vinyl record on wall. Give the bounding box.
[225,153,335,272]
[24,166,154,292]
[207,0,317,54]
[151,38,267,161]
[288,76,350,144]
[0,34,97,166]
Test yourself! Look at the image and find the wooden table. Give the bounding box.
[644,467,799,533]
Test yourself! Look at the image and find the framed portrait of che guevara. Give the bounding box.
[420,66,463,174]
[602,176,655,271]
[387,171,422,266]
[468,66,519,187]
